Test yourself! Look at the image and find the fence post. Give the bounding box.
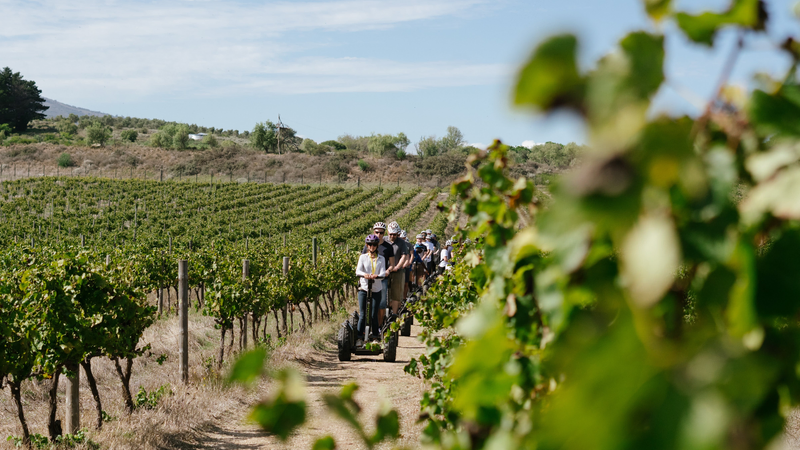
[312,237,318,320]
[160,169,163,182]
[282,257,290,335]
[242,259,250,349]
[178,259,189,384]
[358,176,360,188]
[65,363,80,434]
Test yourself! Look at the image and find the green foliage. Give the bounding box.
[416,126,467,158]
[0,67,48,132]
[251,121,278,153]
[227,347,268,386]
[320,140,346,151]
[203,132,219,148]
[338,134,369,152]
[57,152,75,168]
[357,159,370,171]
[302,138,326,156]
[85,122,111,146]
[134,384,171,410]
[120,129,138,142]
[413,153,467,178]
[171,124,190,150]
[367,133,409,157]
[249,369,307,441]
[56,119,78,137]
[402,3,800,450]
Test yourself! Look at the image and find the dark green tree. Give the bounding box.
[0,67,48,132]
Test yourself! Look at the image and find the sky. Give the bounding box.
[0,0,796,151]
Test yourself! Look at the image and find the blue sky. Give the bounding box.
[0,0,795,151]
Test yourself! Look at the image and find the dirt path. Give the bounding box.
[411,192,448,234]
[191,323,428,449]
[385,190,428,226]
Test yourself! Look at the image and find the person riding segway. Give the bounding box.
[355,234,386,344]
[386,222,409,319]
[361,222,395,328]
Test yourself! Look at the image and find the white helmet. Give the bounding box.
[399,230,407,239]
[387,222,401,234]
[373,222,387,231]
[425,229,432,234]
[445,240,452,246]
[416,233,425,240]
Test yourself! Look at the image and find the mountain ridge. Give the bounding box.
[43,98,110,118]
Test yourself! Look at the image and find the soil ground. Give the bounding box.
[187,322,427,450]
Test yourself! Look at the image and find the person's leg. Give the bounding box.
[357,290,367,339]
[370,291,381,339]
[378,278,388,327]
[390,271,404,314]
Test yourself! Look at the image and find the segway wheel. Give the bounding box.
[350,311,359,330]
[401,314,412,337]
[383,331,398,362]
[337,324,352,361]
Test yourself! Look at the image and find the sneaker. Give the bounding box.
[356,339,364,347]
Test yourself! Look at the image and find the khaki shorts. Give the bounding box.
[389,271,405,303]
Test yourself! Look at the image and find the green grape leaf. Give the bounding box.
[675,0,766,46]
[514,34,585,112]
[248,368,306,441]
[371,406,400,444]
[312,436,336,450]
[619,31,665,100]
[740,165,800,225]
[227,347,268,386]
[250,398,306,441]
[642,0,671,20]
[750,86,800,137]
[755,230,800,318]
[620,214,681,308]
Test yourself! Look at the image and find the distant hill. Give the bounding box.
[43,98,110,118]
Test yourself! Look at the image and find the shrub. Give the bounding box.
[172,125,190,149]
[56,120,78,136]
[357,159,370,171]
[86,122,111,146]
[140,127,148,134]
[0,130,5,143]
[395,149,407,160]
[320,140,347,151]
[57,152,75,167]
[120,129,138,142]
[204,133,219,148]
[413,153,467,177]
[149,131,167,148]
[0,123,14,134]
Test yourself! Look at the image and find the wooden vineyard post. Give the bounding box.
[178,260,189,384]
[106,254,111,266]
[160,169,163,182]
[242,259,250,349]
[358,176,360,188]
[65,363,80,434]
[312,237,318,321]
[282,257,290,335]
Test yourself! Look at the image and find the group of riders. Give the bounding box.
[354,221,455,346]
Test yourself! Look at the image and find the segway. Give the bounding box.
[337,276,399,362]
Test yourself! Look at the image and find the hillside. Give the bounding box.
[43,98,110,118]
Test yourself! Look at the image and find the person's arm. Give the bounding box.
[355,255,368,277]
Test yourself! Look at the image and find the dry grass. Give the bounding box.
[0,294,352,450]
[0,143,455,188]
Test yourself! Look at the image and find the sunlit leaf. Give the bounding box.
[621,214,681,308]
[676,0,765,45]
[227,347,268,386]
[514,34,585,112]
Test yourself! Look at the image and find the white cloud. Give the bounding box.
[0,0,502,100]
[468,142,486,149]
[521,140,539,148]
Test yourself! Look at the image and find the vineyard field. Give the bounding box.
[0,176,445,448]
